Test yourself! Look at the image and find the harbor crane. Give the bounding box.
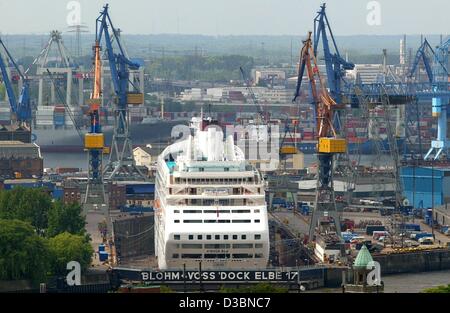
[95,4,146,180]
[423,38,450,160]
[313,3,354,105]
[294,32,346,239]
[408,39,436,84]
[239,66,267,124]
[83,40,108,208]
[0,38,31,134]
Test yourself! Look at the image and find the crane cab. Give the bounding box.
[318,138,346,153]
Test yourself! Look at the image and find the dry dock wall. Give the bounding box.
[373,249,450,275]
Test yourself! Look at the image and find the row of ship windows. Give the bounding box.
[172,253,264,259]
[174,234,262,241]
[174,243,263,249]
[173,199,256,206]
[174,209,260,214]
[174,178,256,184]
[174,219,260,224]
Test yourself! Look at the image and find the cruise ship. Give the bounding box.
[154,115,270,270]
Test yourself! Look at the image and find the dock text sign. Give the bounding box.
[140,270,299,282]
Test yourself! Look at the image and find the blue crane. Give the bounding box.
[294,4,354,135]
[424,38,450,160]
[96,4,145,179]
[408,39,436,84]
[313,3,354,104]
[0,38,31,129]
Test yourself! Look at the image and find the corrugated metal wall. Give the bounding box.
[401,166,450,208]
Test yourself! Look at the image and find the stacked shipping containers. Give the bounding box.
[53,106,65,126]
[35,106,54,127]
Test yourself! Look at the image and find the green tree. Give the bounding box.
[0,219,51,283]
[48,232,93,276]
[0,187,52,234]
[47,201,86,237]
[160,285,174,293]
[219,283,288,293]
[423,284,450,293]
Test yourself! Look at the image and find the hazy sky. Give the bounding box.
[0,0,448,36]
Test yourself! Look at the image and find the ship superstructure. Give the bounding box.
[154,116,269,270]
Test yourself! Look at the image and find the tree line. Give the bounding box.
[0,187,92,285]
[147,54,254,82]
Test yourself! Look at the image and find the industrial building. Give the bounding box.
[434,205,450,229]
[254,69,286,85]
[0,125,31,143]
[0,141,43,178]
[133,145,153,169]
[346,64,385,84]
[401,166,450,209]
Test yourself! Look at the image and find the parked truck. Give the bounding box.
[410,232,433,241]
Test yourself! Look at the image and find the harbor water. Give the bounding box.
[308,269,450,293]
[42,151,394,171]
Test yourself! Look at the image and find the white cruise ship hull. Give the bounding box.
[155,116,270,270]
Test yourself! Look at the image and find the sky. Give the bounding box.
[0,0,448,36]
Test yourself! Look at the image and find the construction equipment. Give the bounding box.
[294,32,346,239]
[239,66,267,124]
[424,38,450,160]
[279,116,299,171]
[408,39,436,84]
[312,3,354,104]
[84,40,107,208]
[30,30,78,107]
[0,38,31,132]
[95,4,146,180]
[299,4,357,205]
[45,69,84,142]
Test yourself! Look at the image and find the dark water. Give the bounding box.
[42,152,394,171]
[382,270,450,293]
[308,270,450,293]
[42,143,168,170]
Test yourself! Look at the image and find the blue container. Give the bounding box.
[98,244,105,252]
[302,205,310,215]
[99,251,108,262]
[52,188,64,200]
[401,223,421,232]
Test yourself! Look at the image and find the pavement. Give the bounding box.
[270,208,450,250]
[85,211,109,267]
[270,209,310,237]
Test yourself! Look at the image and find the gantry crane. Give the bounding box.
[0,38,31,135]
[96,4,146,180]
[294,32,346,239]
[409,39,436,84]
[424,38,450,160]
